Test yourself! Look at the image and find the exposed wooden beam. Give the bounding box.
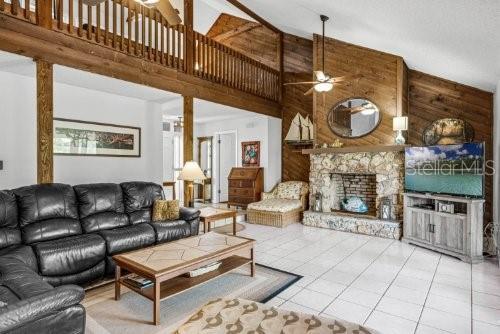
[0,15,281,118]
[225,0,281,34]
[36,60,53,184]
[212,21,260,42]
[183,96,194,206]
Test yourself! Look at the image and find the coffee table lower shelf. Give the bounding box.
[116,255,254,324]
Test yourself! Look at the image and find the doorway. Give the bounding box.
[215,131,237,203]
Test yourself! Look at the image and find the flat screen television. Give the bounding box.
[404,142,484,198]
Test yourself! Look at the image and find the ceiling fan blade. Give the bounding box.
[314,71,326,81]
[284,81,319,85]
[155,0,182,25]
[331,74,363,83]
[304,87,315,96]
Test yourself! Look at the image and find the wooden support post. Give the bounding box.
[36,0,52,28]
[36,60,53,184]
[184,0,194,74]
[183,96,194,206]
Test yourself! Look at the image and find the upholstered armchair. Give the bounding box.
[247,181,309,228]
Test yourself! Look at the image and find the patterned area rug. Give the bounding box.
[84,264,300,334]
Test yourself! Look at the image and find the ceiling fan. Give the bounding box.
[284,15,361,96]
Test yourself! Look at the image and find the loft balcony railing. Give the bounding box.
[0,0,281,102]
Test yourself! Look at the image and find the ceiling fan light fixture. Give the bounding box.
[314,82,334,92]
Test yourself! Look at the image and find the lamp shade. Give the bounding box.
[178,161,207,181]
[314,82,334,93]
[393,116,408,131]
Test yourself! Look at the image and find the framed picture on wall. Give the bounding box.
[53,118,141,157]
[241,141,260,167]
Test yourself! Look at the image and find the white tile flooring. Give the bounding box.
[236,222,500,334]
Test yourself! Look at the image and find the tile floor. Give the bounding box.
[235,222,500,334]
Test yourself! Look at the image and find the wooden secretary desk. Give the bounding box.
[227,167,264,209]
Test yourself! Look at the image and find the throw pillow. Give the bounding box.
[276,182,302,200]
[152,200,180,221]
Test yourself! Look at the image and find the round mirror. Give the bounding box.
[327,98,381,138]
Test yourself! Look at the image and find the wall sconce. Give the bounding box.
[393,116,408,145]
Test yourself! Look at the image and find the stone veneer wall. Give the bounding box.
[309,151,405,220]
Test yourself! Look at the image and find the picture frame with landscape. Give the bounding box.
[53,118,141,157]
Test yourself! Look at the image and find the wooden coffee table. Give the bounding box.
[113,232,255,325]
[199,207,237,235]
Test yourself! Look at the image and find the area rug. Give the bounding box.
[84,264,301,334]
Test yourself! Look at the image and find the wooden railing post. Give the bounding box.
[36,0,52,28]
[36,60,54,184]
[183,96,194,205]
[184,0,194,74]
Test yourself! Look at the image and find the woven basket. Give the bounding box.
[247,207,302,228]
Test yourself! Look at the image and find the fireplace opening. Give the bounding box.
[330,173,377,217]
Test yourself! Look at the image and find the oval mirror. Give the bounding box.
[327,98,381,138]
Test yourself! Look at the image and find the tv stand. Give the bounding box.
[403,192,484,263]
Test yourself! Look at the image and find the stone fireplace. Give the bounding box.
[303,149,405,239]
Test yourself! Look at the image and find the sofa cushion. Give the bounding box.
[0,190,21,249]
[0,245,38,272]
[32,234,106,276]
[98,223,155,255]
[149,220,191,244]
[247,199,303,213]
[275,181,308,200]
[74,183,130,233]
[14,184,82,244]
[121,182,164,224]
[42,261,106,287]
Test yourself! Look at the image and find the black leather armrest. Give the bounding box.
[179,207,200,221]
[0,285,84,333]
[179,207,201,236]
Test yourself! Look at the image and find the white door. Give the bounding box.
[217,132,236,202]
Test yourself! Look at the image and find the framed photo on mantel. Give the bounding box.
[53,118,141,157]
[241,141,260,167]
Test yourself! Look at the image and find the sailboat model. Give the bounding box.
[285,113,314,145]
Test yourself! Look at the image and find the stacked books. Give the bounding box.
[186,261,222,278]
[124,274,153,289]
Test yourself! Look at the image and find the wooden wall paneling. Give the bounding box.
[36,60,53,184]
[408,70,494,224]
[313,34,405,147]
[281,34,313,182]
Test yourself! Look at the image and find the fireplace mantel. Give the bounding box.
[302,144,408,155]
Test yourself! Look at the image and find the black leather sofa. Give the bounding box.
[0,182,200,333]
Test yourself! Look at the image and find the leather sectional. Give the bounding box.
[0,182,200,333]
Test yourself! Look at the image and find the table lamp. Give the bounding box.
[393,116,408,145]
[178,161,206,207]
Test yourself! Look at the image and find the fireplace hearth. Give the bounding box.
[303,149,405,239]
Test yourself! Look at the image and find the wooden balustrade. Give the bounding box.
[0,0,34,22]
[0,0,281,102]
[193,31,280,101]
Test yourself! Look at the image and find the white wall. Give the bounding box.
[0,71,37,189]
[194,115,281,193]
[0,70,164,189]
[54,83,163,185]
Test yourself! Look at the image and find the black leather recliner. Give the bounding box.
[0,182,200,333]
